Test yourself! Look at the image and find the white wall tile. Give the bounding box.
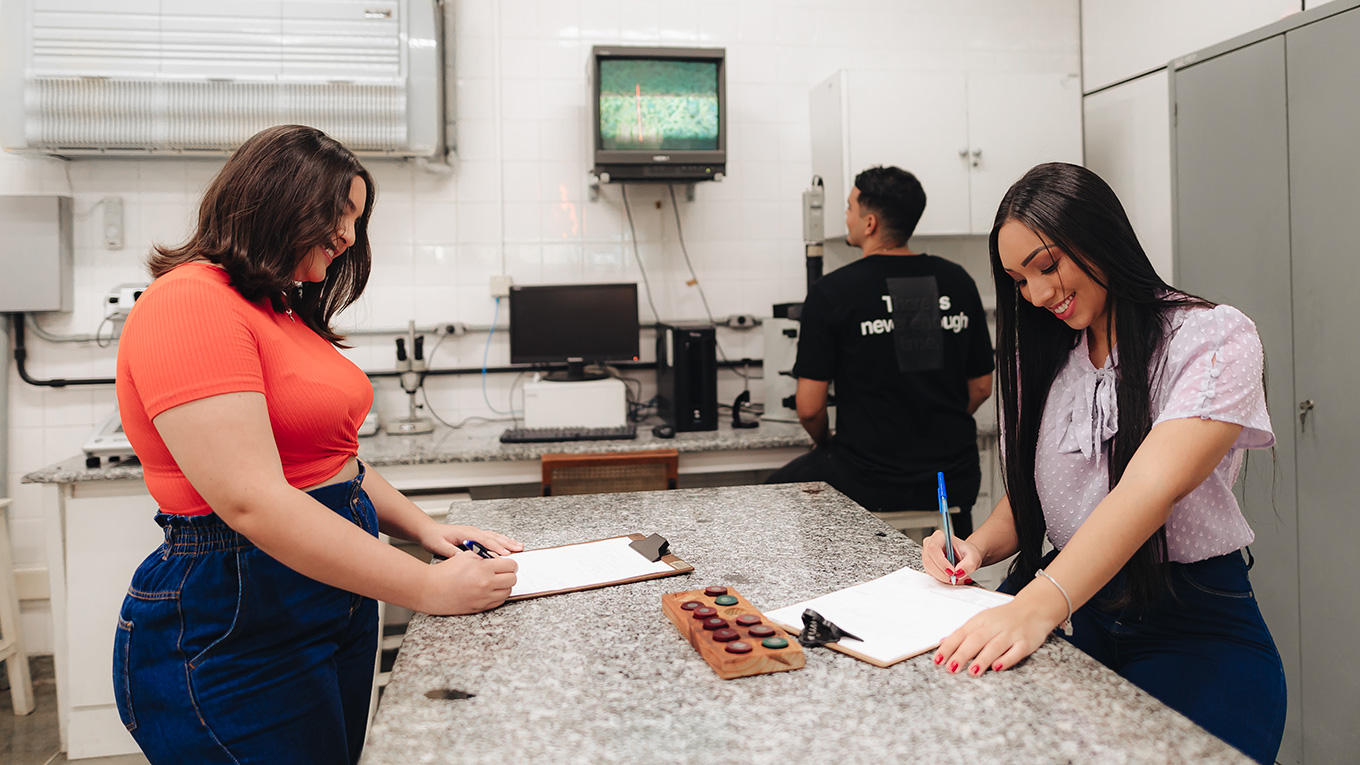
[502,201,543,241]
[415,200,461,242]
[451,160,501,202]
[501,159,542,201]
[368,200,414,244]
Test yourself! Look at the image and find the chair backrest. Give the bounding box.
[541,449,679,497]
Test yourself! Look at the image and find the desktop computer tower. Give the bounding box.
[656,323,718,432]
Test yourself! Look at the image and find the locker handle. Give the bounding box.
[1299,399,1314,431]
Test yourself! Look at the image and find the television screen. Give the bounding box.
[597,58,720,152]
[509,283,641,366]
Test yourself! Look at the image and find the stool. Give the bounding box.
[875,506,961,544]
[0,498,35,715]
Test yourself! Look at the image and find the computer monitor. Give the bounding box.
[590,45,726,183]
[509,283,641,381]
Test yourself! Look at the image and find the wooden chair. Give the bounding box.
[541,450,679,496]
[0,498,35,715]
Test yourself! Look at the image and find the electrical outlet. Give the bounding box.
[490,274,513,298]
[103,196,124,250]
[103,283,148,321]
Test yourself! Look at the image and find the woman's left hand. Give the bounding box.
[931,599,1057,677]
[420,523,523,559]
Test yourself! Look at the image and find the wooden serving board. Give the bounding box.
[662,586,805,679]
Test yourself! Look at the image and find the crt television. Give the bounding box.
[509,283,641,381]
[590,45,726,183]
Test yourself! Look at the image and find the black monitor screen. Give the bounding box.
[509,283,640,365]
[598,58,719,151]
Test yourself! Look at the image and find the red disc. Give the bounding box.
[704,586,729,597]
[748,625,776,638]
[712,628,739,642]
[725,641,753,654]
[680,601,703,611]
[693,607,717,619]
[735,614,762,627]
[703,617,729,630]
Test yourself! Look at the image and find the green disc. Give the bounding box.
[714,595,738,606]
[761,637,789,649]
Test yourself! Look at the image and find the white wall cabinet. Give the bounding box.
[811,69,1082,237]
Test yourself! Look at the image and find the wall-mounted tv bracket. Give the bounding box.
[589,172,696,203]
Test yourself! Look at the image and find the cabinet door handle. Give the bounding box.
[1299,399,1314,431]
[971,147,982,167]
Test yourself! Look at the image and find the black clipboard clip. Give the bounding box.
[798,608,864,647]
[628,533,670,562]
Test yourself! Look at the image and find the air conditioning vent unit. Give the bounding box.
[0,0,443,159]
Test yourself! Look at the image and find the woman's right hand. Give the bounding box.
[922,530,983,585]
[419,551,518,615]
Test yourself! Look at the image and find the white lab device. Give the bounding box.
[761,315,834,428]
[83,406,137,467]
[523,377,628,429]
[762,318,801,423]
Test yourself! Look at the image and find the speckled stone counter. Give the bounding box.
[21,418,814,484]
[363,483,1247,765]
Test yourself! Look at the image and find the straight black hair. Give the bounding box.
[988,162,1213,609]
[853,165,926,247]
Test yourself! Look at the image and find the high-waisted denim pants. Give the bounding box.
[1003,549,1286,765]
[113,463,379,764]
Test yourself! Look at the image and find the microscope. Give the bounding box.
[385,320,434,435]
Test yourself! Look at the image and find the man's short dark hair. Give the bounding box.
[853,166,926,246]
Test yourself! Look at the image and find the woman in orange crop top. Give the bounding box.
[112,125,521,765]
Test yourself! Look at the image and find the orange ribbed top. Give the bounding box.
[115,262,374,515]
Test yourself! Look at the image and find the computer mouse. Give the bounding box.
[652,424,676,439]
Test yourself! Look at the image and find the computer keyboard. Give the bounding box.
[499,424,638,443]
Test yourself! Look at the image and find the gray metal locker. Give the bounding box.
[1170,35,1302,765]
[1284,10,1360,762]
[1171,2,1360,762]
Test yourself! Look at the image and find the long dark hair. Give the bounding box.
[149,124,375,346]
[988,163,1212,608]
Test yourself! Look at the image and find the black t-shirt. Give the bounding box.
[792,254,994,484]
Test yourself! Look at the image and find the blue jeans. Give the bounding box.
[113,463,380,764]
[1002,550,1286,764]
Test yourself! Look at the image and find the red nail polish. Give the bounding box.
[949,660,958,672]
[971,665,981,675]
[964,578,974,585]
[934,653,943,665]
[993,662,1004,671]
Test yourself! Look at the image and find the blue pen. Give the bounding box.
[462,539,496,559]
[938,472,957,585]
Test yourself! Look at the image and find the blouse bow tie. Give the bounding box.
[1057,366,1119,464]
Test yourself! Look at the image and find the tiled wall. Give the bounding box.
[4,0,1079,652]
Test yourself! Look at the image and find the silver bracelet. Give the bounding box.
[1035,568,1074,636]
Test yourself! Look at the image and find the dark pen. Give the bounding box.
[461,539,496,559]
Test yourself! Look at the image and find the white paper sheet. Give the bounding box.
[506,536,678,598]
[765,567,1013,665]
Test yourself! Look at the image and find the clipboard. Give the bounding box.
[764,567,1013,667]
[504,533,694,602]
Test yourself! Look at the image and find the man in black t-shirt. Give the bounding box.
[767,166,994,536]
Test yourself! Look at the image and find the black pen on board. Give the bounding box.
[461,539,496,559]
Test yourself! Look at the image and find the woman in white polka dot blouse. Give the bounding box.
[921,162,1285,764]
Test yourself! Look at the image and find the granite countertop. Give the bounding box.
[21,418,815,485]
[363,483,1247,765]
